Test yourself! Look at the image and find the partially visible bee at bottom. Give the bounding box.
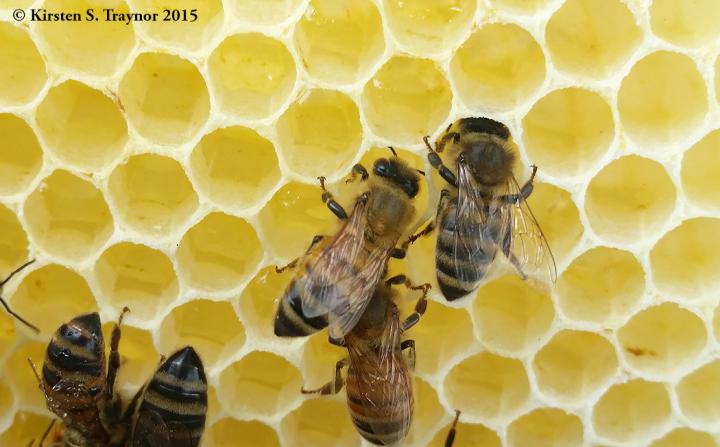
[29,309,133,447]
[301,275,460,445]
[130,346,208,447]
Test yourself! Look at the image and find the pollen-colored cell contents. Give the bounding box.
[1,1,719,446]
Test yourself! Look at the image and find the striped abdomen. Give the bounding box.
[132,346,207,447]
[346,350,413,445]
[274,278,330,337]
[42,312,109,444]
[436,200,497,301]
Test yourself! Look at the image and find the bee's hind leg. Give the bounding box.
[301,358,348,395]
[501,165,538,204]
[318,176,348,220]
[106,307,129,402]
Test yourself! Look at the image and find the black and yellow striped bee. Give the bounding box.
[274,150,423,340]
[300,275,456,446]
[0,259,39,333]
[130,346,208,447]
[412,118,557,300]
[30,309,132,446]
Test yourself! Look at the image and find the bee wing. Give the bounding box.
[131,408,193,447]
[451,161,495,285]
[300,196,389,339]
[347,308,412,441]
[498,176,557,286]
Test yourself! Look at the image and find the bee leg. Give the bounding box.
[106,306,130,401]
[396,278,430,333]
[389,247,406,259]
[424,136,458,187]
[506,252,529,280]
[328,335,346,347]
[37,419,56,447]
[301,358,348,395]
[318,176,348,220]
[400,339,416,370]
[502,165,538,204]
[120,383,145,422]
[0,259,39,333]
[345,163,369,184]
[276,235,324,273]
[444,410,461,447]
[409,189,450,244]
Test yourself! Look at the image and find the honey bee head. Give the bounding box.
[372,157,421,199]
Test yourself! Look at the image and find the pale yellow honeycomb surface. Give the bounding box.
[0,0,719,446]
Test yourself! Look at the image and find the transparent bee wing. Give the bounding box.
[299,196,390,339]
[498,175,557,287]
[131,408,172,447]
[347,304,412,443]
[451,161,497,285]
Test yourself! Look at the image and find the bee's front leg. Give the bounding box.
[301,358,348,395]
[424,136,458,187]
[345,163,369,184]
[318,176,348,220]
[106,306,130,401]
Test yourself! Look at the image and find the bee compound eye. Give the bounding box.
[373,158,391,177]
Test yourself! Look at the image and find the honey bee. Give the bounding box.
[29,309,133,446]
[130,346,208,447]
[411,117,557,300]
[300,274,434,445]
[0,259,39,333]
[274,149,423,340]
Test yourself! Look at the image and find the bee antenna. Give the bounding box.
[387,146,398,157]
[416,169,426,176]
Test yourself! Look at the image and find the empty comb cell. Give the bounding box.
[383,0,476,55]
[472,274,555,356]
[158,299,246,368]
[532,330,618,405]
[618,303,707,380]
[618,51,708,151]
[218,351,303,418]
[11,264,98,338]
[119,53,210,145]
[522,88,614,178]
[0,23,47,105]
[507,408,585,447]
[34,0,135,76]
[444,352,530,422]
[108,154,198,238]
[363,56,452,145]
[0,204,30,271]
[650,0,720,48]
[681,130,720,212]
[190,126,281,210]
[24,170,113,262]
[676,360,720,428]
[546,0,642,79]
[450,24,545,111]
[280,399,360,447]
[294,0,384,85]
[592,379,672,444]
[556,247,645,326]
[649,428,716,447]
[177,212,262,291]
[35,81,127,171]
[94,242,179,320]
[276,89,363,179]
[131,0,223,52]
[0,114,42,196]
[207,33,296,120]
[205,418,281,447]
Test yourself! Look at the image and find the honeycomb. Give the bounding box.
[0,0,719,445]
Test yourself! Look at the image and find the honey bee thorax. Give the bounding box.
[366,188,414,238]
